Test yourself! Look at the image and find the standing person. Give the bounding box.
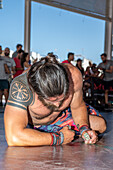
[12,44,22,59]
[21,52,31,70]
[76,58,84,76]
[62,52,74,64]
[13,49,24,78]
[98,53,113,107]
[0,57,10,106]
[3,47,16,83]
[0,45,2,57]
[4,55,106,146]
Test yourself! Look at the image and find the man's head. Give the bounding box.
[28,55,69,111]
[68,52,74,62]
[100,53,107,63]
[0,45,2,55]
[4,47,10,57]
[17,49,24,59]
[77,58,82,65]
[16,44,22,52]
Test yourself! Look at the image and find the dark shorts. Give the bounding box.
[103,80,113,90]
[0,80,9,90]
[29,104,100,136]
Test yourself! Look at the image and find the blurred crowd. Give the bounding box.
[0,44,113,108]
[0,44,37,106]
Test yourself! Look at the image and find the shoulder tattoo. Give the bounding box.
[11,81,30,102]
[7,80,31,110]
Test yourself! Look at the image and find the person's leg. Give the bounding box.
[0,90,2,101]
[105,89,109,104]
[85,103,106,133]
[2,80,9,104]
[4,89,9,103]
[89,114,106,133]
[0,80,4,106]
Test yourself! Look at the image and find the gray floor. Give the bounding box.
[0,107,113,170]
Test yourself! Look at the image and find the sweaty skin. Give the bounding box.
[4,64,106,146]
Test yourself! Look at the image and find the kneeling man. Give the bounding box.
[4,55,106,146]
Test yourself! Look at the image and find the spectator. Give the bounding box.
[12,44,22,59]
[0,45,2,56]
[21,52,31,70]
[76,58,84,76]
[0,57,10,106]
[13,49,24,78]
[98,53,113,107]
[3,47,16,83]
[62,52,74,64]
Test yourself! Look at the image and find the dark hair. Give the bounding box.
[18,49,24,54]
[28,55,69,106]
[21,52,29,68]
[77,58,82,62]
[68,52,74,59]
[100,53,107,57]
[16,44,22,48]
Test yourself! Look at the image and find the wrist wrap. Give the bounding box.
[79,125,90,136]
[50,132,64,146]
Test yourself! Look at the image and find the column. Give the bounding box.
[24,0,31,53]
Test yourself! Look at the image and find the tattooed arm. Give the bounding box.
[4,79,52,146]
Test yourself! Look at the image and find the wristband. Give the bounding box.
[50,132,64,146]
[79,125,90,136]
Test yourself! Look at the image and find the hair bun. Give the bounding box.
[41,54,58,64]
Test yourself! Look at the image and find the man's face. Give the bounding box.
[69,55,74,61]
[101,55,107,63]
[39,94,65,112]
[0,46,2,55]
[4,48,10,57]
[17,46,22,52]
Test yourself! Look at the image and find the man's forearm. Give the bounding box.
[71,103,89,128]
[7,128,52,146]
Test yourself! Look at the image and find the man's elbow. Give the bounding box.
[6,134,20,146]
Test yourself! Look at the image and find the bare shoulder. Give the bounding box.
[7,74,33,110]
[65,64,83,91]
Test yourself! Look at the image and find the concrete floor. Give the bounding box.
[0,107,113,170]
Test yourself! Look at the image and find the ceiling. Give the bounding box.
[32,0,111,21]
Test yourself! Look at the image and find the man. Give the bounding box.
[98,53,113,107]
[12,44,22,59]
[3,47,16,83]
[4,55,106,146]
[0,45,2,56]
[62,52,74,64]
[0,51,10,106]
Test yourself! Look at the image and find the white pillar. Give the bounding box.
[24,0,31,53]
[104,0,113,60]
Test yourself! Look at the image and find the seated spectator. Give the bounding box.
[12,44,23,59]
[62,52,74,64]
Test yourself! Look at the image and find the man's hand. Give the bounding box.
[60,126,75,144]
[82,130,98,144]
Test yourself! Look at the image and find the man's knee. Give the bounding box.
[89,115,107,133]
[98,117,107,133]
